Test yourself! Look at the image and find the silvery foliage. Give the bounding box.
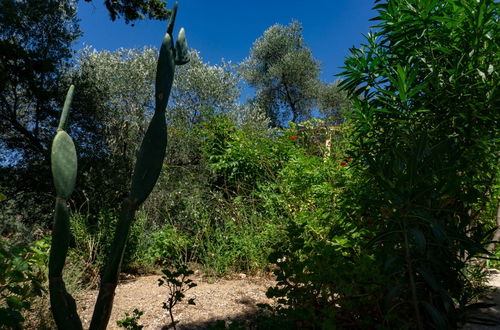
[235,102,271,135]
[68,46,273,171]
[68,47,253,155]
[316,79,351,125]
[68,46,157,162]
[240,20,320,126]
[68,47,272,169]
[166,50,245,166]
[169,50,242,127]
[170,50,271,134]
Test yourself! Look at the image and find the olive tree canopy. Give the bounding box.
[240,20,320,127]
[83,0,171,23]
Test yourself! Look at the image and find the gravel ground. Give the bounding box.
[76,270,500,329]
[461,269,500,330]
[78,272,275,329]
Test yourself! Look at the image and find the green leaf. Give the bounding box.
[409,228,426,251]
[417,267,440,292]
[385,284,403,306]
[366,230,400,247]
[431,219,446,243]
[6,295,25,309]
[421,301,447,328]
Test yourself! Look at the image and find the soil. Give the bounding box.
[77,271,276,329]
[76,270,500,330]
[461,269,500,330]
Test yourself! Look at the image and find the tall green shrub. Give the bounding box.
[340,0,499,328]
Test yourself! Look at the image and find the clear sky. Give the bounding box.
[77,0,376,84]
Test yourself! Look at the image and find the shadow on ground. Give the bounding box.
[160,309,265,330]
[463,288,500,328]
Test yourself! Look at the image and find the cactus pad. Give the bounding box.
[175,28,190,65]
[51,131,77,199]
[129,112,167,205]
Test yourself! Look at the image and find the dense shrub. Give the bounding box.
[201,115,291,196]
[3,3,497,327]
[262,0,499,328]
[0,166,54,241]
[0,237,48,329]
[69,209,151,280]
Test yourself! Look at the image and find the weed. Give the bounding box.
[116,309,144,330]
[158,264,197,330]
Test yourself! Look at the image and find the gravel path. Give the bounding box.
[461,270,500,330]
[78,272,275,329]
[77,271,500,329]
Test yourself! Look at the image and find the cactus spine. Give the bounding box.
[48,3,190,329]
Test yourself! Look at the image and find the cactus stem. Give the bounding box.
[58,85,75,131]
[166,2,178,36]
[48,2,191,329]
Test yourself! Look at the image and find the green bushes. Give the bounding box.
[0,238,48,329]
[201,115,291,196]
[256,131,383,327]
[144,223,192,267]
[61,115,344,279]
[258,1,499,328]
[340,0,498,327]
[68,198,282,277]
[69,210,150,278]
[253,0,500,328]
[2,2,497,328]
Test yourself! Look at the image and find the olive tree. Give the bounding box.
[0,0,81,165]
[170,51,241,127]
[83,0,171,23]
[66,47,244,211]
[316,80,351,125]
[240,20,320,127]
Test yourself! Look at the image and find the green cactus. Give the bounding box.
[48,84,83,329]
[48,3,190,329]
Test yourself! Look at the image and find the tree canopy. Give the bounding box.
[84,0,171,23]
[240,21,320,127]
[0,0,81,165]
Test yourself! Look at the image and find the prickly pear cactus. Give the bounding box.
[47,3,191,329]
[90,2,190,329]
[51,132,77,199]
[48,85,83,329]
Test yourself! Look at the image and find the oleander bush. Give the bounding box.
[263,0,499,328]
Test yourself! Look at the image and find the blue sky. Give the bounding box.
[77,0,376,84]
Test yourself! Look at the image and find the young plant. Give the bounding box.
[48,2,190,329]
[0,238,48,329]
[158,264,197,330]
[116,309,144,330]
